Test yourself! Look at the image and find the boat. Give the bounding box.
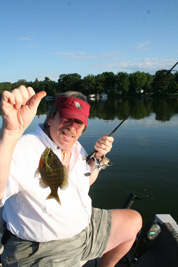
[81,193,178,266]
[100,93,108,100]
[87,94,100,101]
[0,194,178,267]
[45,95,54,101]
[81,213,178,266]
[87,93,108,101]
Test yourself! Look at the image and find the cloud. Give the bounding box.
[92,58,177,74]
[51,49,177,75]
[127,58,177,72]
[25,44,39,48]
[19,37,31,41]
[18,37,38,49]
[136,41,150,50]
[51,51,89,59]
[51,50,122,60]
[99,51,123,58]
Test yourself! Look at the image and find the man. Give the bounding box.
[0,85,142,267]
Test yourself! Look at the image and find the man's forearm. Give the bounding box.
[0,128,19,199]
[87,158,99,185]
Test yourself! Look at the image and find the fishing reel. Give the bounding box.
[92,154,112,172]
[84,154,112,176]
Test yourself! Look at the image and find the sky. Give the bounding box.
[1,0,178,83]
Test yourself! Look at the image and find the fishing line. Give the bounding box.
[86,61,178,161]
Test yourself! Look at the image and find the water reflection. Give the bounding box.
[40,96,178,122]
[88,96,178,122]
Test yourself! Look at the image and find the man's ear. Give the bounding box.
[47,119,51,126]
[82,126,87,133]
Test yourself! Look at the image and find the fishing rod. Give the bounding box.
[86,61,178,162]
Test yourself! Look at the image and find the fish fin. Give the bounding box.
[60,179,69,190]
[46,193,61,205]
[60,168,69,189]
[39,179,48,188]
[34,169,40,178]
[34,156,44,178]
[38,156,44,168]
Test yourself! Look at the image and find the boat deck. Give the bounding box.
[83,219,178,267]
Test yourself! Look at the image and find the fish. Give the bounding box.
[37,147,68,205]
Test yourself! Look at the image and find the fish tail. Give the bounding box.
[46,193,61,205]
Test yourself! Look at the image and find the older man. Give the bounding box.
[0,86,142,267]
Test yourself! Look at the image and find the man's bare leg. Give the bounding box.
[100,209,142,267]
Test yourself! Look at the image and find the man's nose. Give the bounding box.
[67,119,76,128]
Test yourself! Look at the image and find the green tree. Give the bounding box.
[42,77,57,95]
[142,73,154,92]
[151,69,174,95]
[81,75,96,95]
[58,73,82,92]
[31,78,46,93]
[174,71,178,85]
[100,72,116,93]
[115,72,130,94]
[12,79,28,88]
[129,72,148,94]
[0,82,12,94]
[95,74,105,94]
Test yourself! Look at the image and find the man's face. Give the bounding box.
[47,112,85,151]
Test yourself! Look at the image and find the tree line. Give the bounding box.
[1,69,178,96]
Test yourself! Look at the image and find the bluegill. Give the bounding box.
[37,147,68,205]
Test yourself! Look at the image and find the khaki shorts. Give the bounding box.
[2,208,112,267]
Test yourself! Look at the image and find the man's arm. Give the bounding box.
[88,136,114,185]
[0,85,46,200]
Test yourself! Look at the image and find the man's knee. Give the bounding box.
[131,210,142,238]
[111,209,142,241]
[103,209,142,254]
[132,210,142,229]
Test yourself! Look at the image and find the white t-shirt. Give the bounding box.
[1,124,92,242]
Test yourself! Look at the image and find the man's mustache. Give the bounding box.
[60,127,76,138]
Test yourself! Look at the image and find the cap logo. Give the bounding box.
[75,101,82,110]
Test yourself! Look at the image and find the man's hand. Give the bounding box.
[94,135,114,159]
[1,85,46,136]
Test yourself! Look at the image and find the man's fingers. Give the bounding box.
[1,91,15,106]
[28,91,46,109]
[18,86,46,108]
[94,135,114,159]
[1,87,46,112]
[3,86,32,110]
[95,136,114,150]
[26,86,36,99]
[11,88,25,109]
[19,85,33,106]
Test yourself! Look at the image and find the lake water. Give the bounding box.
[1,96,178,224]
[83,98,178,224]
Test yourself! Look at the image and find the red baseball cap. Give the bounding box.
[56,96,90,127]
